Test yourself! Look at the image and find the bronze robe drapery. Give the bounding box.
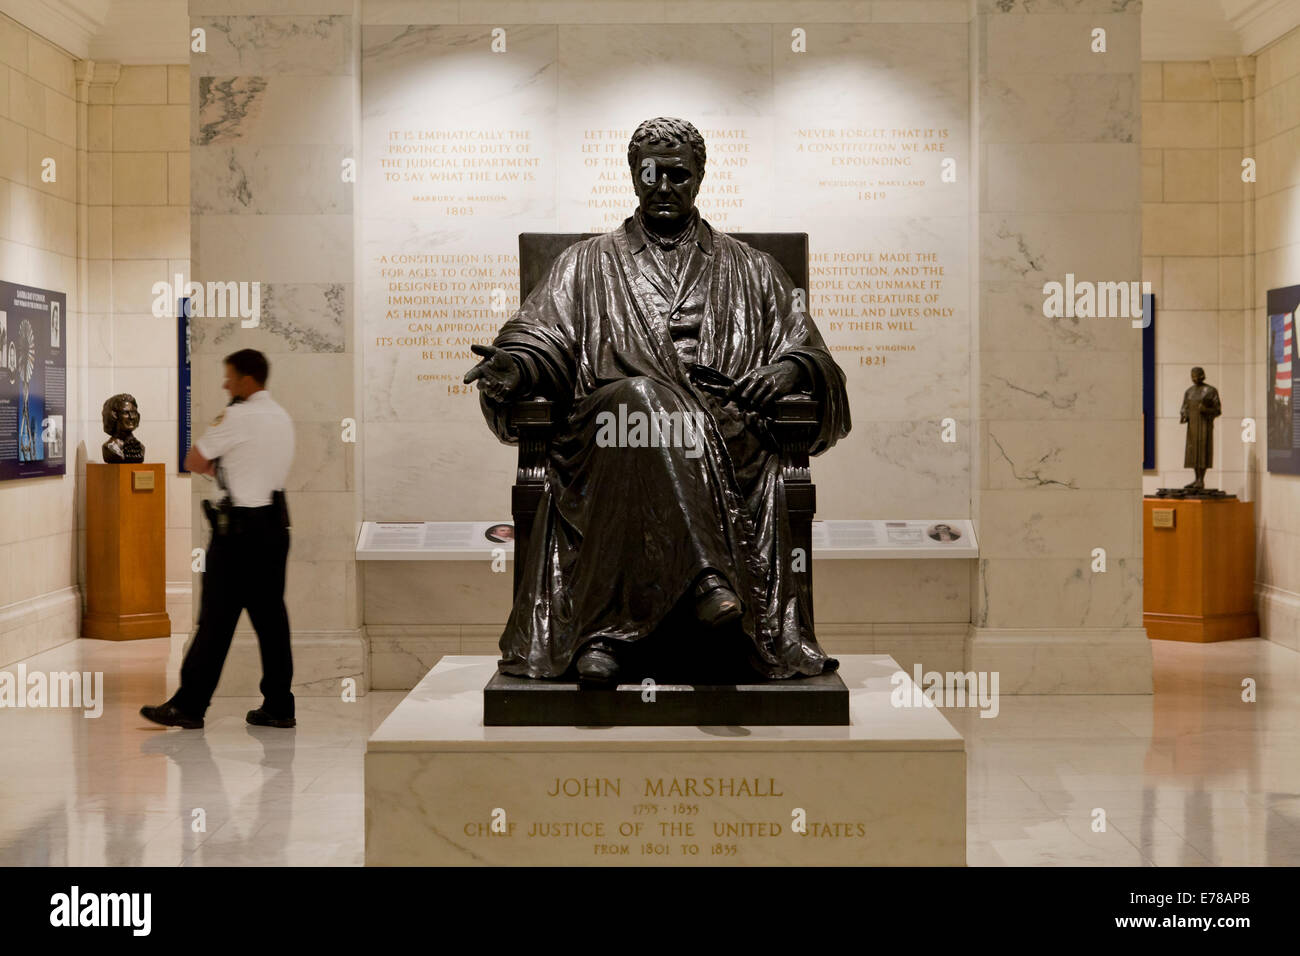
[480,215,851,679]
[1181,384,1221,469]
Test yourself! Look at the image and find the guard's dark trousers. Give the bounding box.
[173,506,293,718]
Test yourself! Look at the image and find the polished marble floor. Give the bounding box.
[0,635,1297,865]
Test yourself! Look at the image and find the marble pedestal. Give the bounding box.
[365,655,966,866]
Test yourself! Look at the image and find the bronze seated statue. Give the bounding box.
[465,117,851,688]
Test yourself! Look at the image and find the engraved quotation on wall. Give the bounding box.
[361,22,969,517]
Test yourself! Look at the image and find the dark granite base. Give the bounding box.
[483,669,850,726]
[1148,488,1235,499]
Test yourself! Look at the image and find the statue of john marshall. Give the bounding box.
[465,117,851,685]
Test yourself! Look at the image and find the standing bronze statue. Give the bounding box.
[1179,366,1220,490]
[465,117,851,686]
[101,393,144,463]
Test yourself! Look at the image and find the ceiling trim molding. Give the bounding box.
[0,0,107,59]
[1223,0,1300,53]
[91,0,191,65]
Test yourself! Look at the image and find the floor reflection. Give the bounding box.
[945,638,1300,866]
[0,636,402,866]
[0,635,1296,865]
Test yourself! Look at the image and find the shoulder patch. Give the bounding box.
[210,411,226,426]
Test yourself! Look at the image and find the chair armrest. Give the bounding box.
[507,396,553,485]
[768,394,819,484]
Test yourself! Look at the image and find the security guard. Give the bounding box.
[141,348,296,729]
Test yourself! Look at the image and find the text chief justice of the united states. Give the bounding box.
[464,116,851,686]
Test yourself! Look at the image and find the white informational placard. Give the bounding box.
[357,519,977,560]
[810,520,977,559]
[357,521,517,560]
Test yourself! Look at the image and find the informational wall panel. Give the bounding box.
[0,281,67,481]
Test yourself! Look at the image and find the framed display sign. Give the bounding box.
[0,280,67,480]
[1266,284,1299,475]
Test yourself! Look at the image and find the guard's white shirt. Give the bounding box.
[194,390,294,507]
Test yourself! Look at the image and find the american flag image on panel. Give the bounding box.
[1274,310,1294,401]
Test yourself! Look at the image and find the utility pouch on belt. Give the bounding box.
[202,496,232,536]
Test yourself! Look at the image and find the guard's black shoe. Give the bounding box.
[140,702,204,729]
[246,708,296,728]
[575,641,621,687]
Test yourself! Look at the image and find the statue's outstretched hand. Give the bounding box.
[729,360,803,410]
[464,344,523,402]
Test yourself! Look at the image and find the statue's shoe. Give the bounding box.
[694,574,742,629]
[576,642,621,686]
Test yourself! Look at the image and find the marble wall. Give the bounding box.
[0,14,80,665]
[188,0,365,695]
[969,0,1151,693]
[360,16,972,522]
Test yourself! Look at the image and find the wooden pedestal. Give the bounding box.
[1143,497,1259,642]
[82,462,171,640]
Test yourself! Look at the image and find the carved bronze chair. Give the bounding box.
[508,232,821,625]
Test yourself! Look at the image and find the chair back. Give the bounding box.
[519,230,810,300]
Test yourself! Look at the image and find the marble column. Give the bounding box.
[188,0,365,696]
[969,0,1152,693]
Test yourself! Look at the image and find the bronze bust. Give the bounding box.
[101,393,144,463]
[465,117,851,686]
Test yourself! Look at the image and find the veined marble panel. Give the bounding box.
[192,144,353,214]
[978,0,1141,12]
[362,24,558,223]
[978,558,1143,629]
[363,561,513,624]
[978,489,1137,560]
[984,14,1139,76]
[195,214,352,283]
[773,22,969,221]
[362,419,517,520]
[191,16,354,77]
[982,419,1141,490]
[980,350,1137,421]
[980,73,1136,144]
[984,143,1139,213]
[816,418,971,518]
[554,24,772,232]
[360,17,974,521]
[980,211,1140,283]
[193,75,355,147]
[815,559,969,621]
[286,421,355,493]
[190,282,349,354]
[194,0,357,13]
[980,280,1140,353]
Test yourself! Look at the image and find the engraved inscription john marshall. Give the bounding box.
[464,118,852,686]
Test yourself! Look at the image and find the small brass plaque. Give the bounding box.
[132,470,155,491]
[1151,508,1175,528]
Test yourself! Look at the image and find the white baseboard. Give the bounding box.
[0,586,80,667]
[1257,585,1300,653]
